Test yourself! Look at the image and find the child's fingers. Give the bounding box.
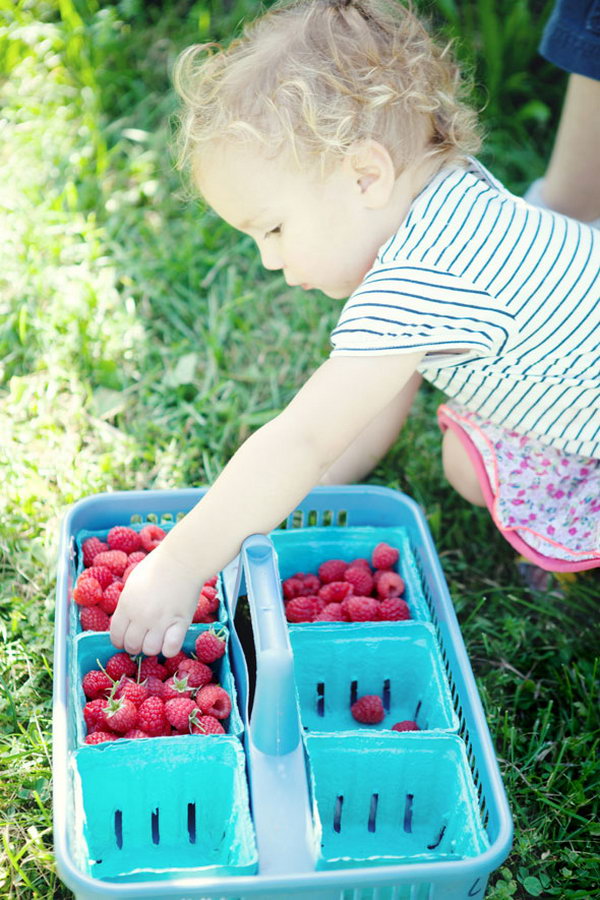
[109,608,128,649]
[161,620,188,659]
[122,621,148,656]
[141,629,164,658]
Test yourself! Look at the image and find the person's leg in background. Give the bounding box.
[525,0,600,227]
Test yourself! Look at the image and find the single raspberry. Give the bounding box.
[127,550,147,565]
[85,731,119,744]
[82,537,109,568]
[196,684,231,720]
[107,526,142,554]
[314,602,345,622]
[344,566,374,596]
[376,571,405,599]
[144,675,165,696]
[176,659,213,688]
[99,580,123,615]
[318,559,348,583]
[165,697,198,731]
[139,656,168,681]
[300,574,321,594]
[79,565,115,590]
[339,597,354,621]
[83,698,108,732]
[139,524,166,552]
[190,714,225,735]
[200,584,219,612]
[92,550,128,577]
[137,696,168,736]
[318,581,353,603]
[371,542,399,570]
[164,650,189,675]
[192,593,213,623]
[378,597,410,621]
[345,595,380,622]
[204,575,218,588]
[123,728,150,739]
[82,669,113,700]
[351,694,385,724]
[105,652,137,681]
[348,557,371,571]
[103,697,138,734]
[392,720,420,732]
[282,576,305,600]
[73,577,103,608]
[285,595,318,623]
[79,606,111,631]
[114,677,149,705]
[195,629,226,663]
[161,674,193,700]
[121,561,140,583]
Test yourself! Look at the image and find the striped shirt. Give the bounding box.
[330,159,600,458]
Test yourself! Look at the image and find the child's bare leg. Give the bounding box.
[442,428,485,507]
[320,372,422,484]
[542,74,600,222]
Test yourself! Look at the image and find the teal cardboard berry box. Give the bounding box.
[53,485,513,899]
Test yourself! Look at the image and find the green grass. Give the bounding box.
[0,1,598,897]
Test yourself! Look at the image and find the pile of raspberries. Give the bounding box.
[82,629,231,743]
[73,525,219,631]
[351,694,420,732]
[282,542,410,623]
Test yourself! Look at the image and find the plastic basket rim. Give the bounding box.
[53,485,513,896]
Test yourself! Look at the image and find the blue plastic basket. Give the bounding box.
[53,486,513,899]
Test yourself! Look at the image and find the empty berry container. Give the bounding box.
[289,621,458,734]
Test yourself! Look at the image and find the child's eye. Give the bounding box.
[264,225,282,239]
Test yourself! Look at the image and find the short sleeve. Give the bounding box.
[330,264,514,359]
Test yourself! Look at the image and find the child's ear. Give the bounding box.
[344,140,396,209]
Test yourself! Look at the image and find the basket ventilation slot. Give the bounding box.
[187,802,196,843]
[333,795,344,832]
[403,793,414,832]
[367,793,379,832]
[114,810,123,849]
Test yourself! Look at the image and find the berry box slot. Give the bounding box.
[306,733,489,870]
[290,622,458,734]
[70,736,257,881]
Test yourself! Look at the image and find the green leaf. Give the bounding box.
[523,876,544,896]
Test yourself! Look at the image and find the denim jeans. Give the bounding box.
[540,0,600,78]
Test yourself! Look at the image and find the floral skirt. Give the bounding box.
[437,402,600,572]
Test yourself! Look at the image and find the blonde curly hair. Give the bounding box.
[173,0,481,181]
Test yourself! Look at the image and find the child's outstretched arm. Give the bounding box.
[110,351,422,657]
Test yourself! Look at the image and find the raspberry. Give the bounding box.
[282,576,305,600]
[165,697,198,731]
[376,571,405,599]
[79,607,111,631]
[82,537,109,568]
[176,659,212,688]
[83,698,108,732]
[344,566,374,596]
[99,580,123,615]
[103,697,138,734]
[204,576,218,588]
[123,728,150,739]
[85,731,119,744]
[339,597,354,621]
[73,577,102,608]
[139,656,168,681]
[105,652,137,681]
[285,595,318,623]
[190,714,225,735]
[164,650,189,675]
[161,674,193,700]
[115,677,149,705]
[345,595,380,621]
[80,565,115,590]
[371,542,399,570]
[351,694,385,724]
[392,720,420,732]
[192,593,213,623]
[318,581,353,603]
[144,675,165,697]
[92,550,128,577]
[314,602,345,621]
[82,669,113,700]
[196,684,231,720]
[348,557,371,571]
[139,524,166,552]
[300,573,321,594]
[378,597,410,621]
[127,550,147,565]
[200,584,219,612]
[137,696,168,736]
[318,559,348,583]
[195,629,226,663]
[107,526,142,554]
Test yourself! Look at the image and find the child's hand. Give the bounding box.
[109,546,201,657]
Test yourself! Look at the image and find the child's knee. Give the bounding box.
[441,428,486,507]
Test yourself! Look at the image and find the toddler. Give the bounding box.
[111,0,600,658]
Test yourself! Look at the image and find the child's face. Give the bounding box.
[195,142,399,299]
